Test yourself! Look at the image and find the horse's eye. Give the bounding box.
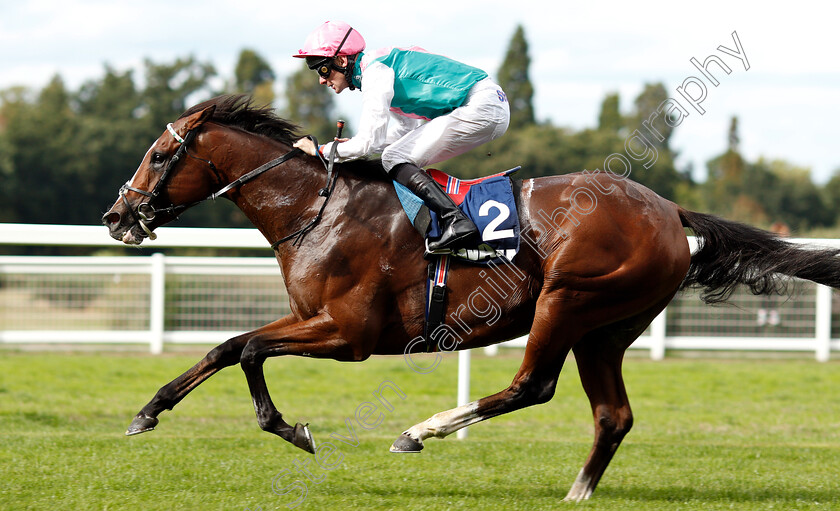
[151,152,166,168]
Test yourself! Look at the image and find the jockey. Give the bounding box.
[292,20,510,252]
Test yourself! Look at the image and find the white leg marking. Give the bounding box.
[563,469,594,502]
[403,401,481,442]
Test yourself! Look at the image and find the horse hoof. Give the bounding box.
[292,423,316,454]
[389,433,423,453]
[125,413,159,436]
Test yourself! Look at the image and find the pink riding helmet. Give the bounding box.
[293,21,366,58]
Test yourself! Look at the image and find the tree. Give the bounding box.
[823,169,840,225]
[141,56,217,133]
[282,61,335,141]
[0,57,224,227]
[620,84,684,199]
[234,49,276,106]
[0,76,85,224]
[704,116,749,217]
[727,114,740,152]
[497,24,535,130]
[77,65,140,120]
[702,117,833,231]
[627,83,674,150]
[0,88,23,221]
[74,67,150,214]
[761,159,833,231]
[597,93,622,134]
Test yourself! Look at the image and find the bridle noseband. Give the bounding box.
[118,125,200,240]
[118,122,334,247]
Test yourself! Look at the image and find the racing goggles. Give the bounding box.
[306,57,335,79]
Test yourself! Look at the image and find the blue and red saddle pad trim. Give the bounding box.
[392,166,521,264]
[392,166,521,352]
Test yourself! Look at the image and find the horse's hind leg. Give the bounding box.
[126,314,296,435]
[391,296,579,452]
[563,335,633,501]
[563,303,668,501]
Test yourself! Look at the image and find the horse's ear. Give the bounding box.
[182,105,216,131]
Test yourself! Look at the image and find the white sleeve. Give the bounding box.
[321,62,395,161]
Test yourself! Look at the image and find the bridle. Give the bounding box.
[118,121,338,247]
[119,125,202,240]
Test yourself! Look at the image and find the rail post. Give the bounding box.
[815,284,832,362]
[457,350,471,439]
[650,310,667,360]
[149,253,166,354]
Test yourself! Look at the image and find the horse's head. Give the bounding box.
[102,105,217,245]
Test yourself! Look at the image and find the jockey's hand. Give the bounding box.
[293,137,317,157]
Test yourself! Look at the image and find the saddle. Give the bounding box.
[393,166,521,264]
[392,166,522,352]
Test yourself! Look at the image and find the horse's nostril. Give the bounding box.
[103,212,121,226]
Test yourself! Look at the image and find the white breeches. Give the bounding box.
[381,77,511,173]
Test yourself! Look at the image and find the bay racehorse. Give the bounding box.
[102,95,840,501]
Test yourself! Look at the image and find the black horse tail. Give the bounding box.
[678,208,840,304]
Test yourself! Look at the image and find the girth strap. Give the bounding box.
[424,254,451,352]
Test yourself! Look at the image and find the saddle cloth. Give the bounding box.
[392,167,521,263]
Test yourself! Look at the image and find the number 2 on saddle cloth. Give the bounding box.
[392,166,522,265]
[392,166,521,352]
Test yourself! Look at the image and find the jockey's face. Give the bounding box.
[318,56,351,94]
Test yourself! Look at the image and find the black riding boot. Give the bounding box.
[392,163,480,251]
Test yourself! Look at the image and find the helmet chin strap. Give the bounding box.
[334,56,358,91]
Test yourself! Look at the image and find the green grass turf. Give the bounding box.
[1,349,838,510]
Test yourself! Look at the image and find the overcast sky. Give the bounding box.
[2,1,838,183]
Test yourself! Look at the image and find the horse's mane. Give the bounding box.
[180,94,390,182]
[180,94,301,146]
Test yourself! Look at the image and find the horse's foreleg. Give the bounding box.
[391,297,577,452]
[239,312,354,454]
[126,314,296,435]
[563,339,632,502]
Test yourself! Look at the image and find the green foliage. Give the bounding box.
[701,117,833,233]
[141,56,217,133]
[822,169,840,224]
[628,83,675,150]
[74,67,151,216]
[1,76,86,224]
[598,93,622,133]
[497,25,535,129]
[234,49,275,92]
[282,61,336,141]
[761,159,834,231]
[233,48,276,106]
[0,56,226,228]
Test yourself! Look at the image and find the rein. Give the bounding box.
[120,122,336,247]
[270,120,345,248]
